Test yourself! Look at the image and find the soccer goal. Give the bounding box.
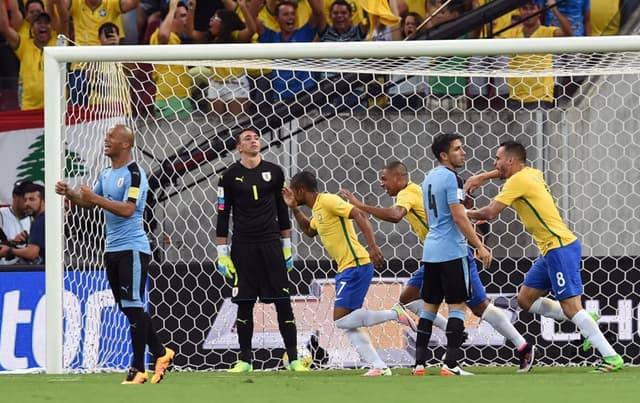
[44,35,640,374]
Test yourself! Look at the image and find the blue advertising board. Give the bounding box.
[0,268,135,372]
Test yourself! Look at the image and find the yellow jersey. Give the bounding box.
[501,25,558,103]
[476,0,515,38]
[395,182,428,242]
[591,0,620,36]
[149,30,191,100]
[69,0,125,46]
[495,166,577,255]
[310,193,371,272]
[15,36,57,110]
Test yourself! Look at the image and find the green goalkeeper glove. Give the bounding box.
[282,238,293,272]
[216,245,237,284]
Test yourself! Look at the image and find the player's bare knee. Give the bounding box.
[517,293,534,311]
[399,286,420,305]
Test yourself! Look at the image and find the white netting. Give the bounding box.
[50,38,640,372]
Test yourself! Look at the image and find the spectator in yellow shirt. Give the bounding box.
[501,0,572,108]
[63,0,139,106]
[0,1,68,110]
[150,0,192,118]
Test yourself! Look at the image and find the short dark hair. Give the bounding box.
[329,0,352,14]
[291,171,318,192]
[499,140,527,163]
[384,161,408,175]
[431,133,463,162]
[276,0,298,16]
[25,0,45,10]
[235,127,260,144]
[22,182,45,200]
[12,180,34,197]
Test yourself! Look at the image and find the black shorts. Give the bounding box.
[104,250,150,308]
[230,240,290,304]
[421,257,471,305]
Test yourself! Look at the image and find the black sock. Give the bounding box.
[415,317,433,366]
[275,300,298,361]
[236,302,254,363]
[444,317,465,368]
[145,313,165,358]
[122,307,148,371]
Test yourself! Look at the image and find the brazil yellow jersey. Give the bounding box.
[310,193,371,272]
[476,0,515,38]
[394,182,428,242]
[14,36,57,110]
[495,167,577,255]
[501,25,558,103]
[403,0,426,18]
[149,30,191,100]
[69,0,124,46]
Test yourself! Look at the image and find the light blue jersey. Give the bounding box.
[422,165,467,262]
[94,161,151,253]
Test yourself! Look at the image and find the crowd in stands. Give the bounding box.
[0,0,638,114]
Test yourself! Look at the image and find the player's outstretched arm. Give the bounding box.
[451,203,492,269]
[467,199,508,222]
[339,188,407,223]
[464,169,501,193]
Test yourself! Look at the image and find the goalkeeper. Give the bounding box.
[215,128,306,372]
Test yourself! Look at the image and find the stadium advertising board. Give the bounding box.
[0,268,132,372]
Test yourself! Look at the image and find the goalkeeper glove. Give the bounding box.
[282,238,293,272]
[216,245,237,283]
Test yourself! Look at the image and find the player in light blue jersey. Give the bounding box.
[414,133,492,376]
[56,124,174,385]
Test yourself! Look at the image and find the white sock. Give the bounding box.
[345,328,387,369]
[433,313,448,331]
[571,309,617,358]
[334,308,396,329]
[404,300,448,330]
[482,303,527,349]
[528,297,568,321]
[404,300,423,316]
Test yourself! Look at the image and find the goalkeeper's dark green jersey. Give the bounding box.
[215,159,291,243]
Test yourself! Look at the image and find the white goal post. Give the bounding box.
[44,36,640,374]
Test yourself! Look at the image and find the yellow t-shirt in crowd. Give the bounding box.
[476,0,515,37]
[310,193,372,272]
[394,182,428,242]
[591,0,620,36]
[14,36,57,110]
[495,166,577,255]
[149,30,191,100]
[69,0,124,45]
[501,25,558,103]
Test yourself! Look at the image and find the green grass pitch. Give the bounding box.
[1,367,638,403]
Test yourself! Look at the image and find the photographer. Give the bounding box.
[0,181,32,265]
[0,182,45,265]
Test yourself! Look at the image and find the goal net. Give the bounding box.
[44,36,640,373]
